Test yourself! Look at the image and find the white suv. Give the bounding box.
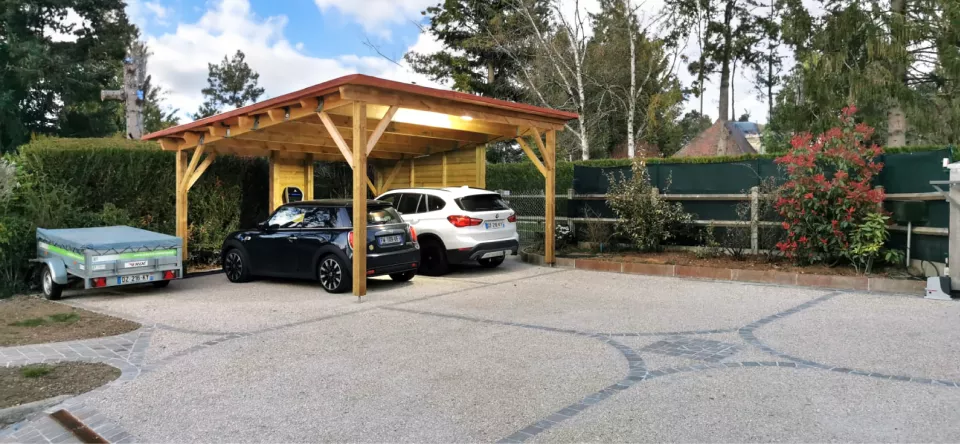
[376,187,519,275]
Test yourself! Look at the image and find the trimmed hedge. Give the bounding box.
[0,137,269,296]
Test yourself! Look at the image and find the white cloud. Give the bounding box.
[137,0,442,120]
[46,8,85,42]
[313,0,435,35]
[128,0,172,28]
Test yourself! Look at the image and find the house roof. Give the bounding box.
[673,120,758,157]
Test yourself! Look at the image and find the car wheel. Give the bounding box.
[418,239,450,276]
[389,270,416,282]
[318,255,350,293]
[41,265,63,300]
[223,248,251,283]
[478,256,505,268]
[152,280,171,289]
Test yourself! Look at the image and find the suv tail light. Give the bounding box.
[409,226,418,242]
[447,215,483,228]
[348,231,354,249]
[507,213,517,223]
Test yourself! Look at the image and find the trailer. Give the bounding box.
[34,226,183,300]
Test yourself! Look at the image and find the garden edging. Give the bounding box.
[519,251,924,295]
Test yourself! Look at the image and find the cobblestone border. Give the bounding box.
[521,251,926,295]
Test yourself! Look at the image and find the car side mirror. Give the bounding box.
[257,221,273,231]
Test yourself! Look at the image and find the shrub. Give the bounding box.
[774,106,885,265]
[719,177,783,260]
[0,158,15,201]
[607,160,693,252]
[845,212,890,274]
[0,137,269,296]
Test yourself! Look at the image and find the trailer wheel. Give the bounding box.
[41,265,64,300]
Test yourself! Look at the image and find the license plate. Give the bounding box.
[124,260,148,268]
[485,220,505,230]
[378,235,403,246]
[481,251,506,259]
[117,274,150,284]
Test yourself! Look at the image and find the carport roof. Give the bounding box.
[142,74,578,157]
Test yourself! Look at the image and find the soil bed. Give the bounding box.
[564,250,908,278]
[0,362,119,409]
[0,296,140,347]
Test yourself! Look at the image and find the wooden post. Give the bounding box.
[409,159,416,187]
[442,152,448,186]
[545,130,556,265]
[476,145,487,188]
[352,102,368,297]
[750,186,759,255]
[305,154,315,200]
[176,151,189,260]
[269,151,281,211]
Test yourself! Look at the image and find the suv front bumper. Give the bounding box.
[446,239,520,264]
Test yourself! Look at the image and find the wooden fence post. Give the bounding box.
[750,186,759,255]
[567,188,575,233]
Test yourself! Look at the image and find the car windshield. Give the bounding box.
[456,194,510,211]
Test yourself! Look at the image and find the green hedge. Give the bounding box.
[0,137,269,296]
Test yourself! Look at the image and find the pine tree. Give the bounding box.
[194,50,265,119]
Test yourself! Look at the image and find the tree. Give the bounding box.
[0,0,137,152]
[406,0,547,102]
[194,50,264,119]
[590,0,683,158]
[664,0,718,116]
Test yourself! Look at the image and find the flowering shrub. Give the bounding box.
[774,105,885,265]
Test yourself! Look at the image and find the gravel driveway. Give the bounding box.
[3,258,959,443]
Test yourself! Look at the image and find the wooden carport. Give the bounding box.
[142,74,578,296]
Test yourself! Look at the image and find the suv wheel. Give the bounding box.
[318,255,350,293]
[478,256,505,268]
[419,239,450,276]
[224,248,251,283]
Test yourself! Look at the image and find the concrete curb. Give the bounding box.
[0,395,71,429]
[519,251,925,295]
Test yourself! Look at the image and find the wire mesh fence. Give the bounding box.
[500,191,569,249]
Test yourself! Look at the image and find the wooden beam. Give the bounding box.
[160,138,182,151]
[308,113,493,142]
[163,92,344,150]
[367,105,398,155]
[531,128,552,169]
[545,130,556,265]
[185,153,217,191]
[207,138,406,160]
[318,111,354,168]
[516,138,547,177]
[305,154,315,200]
[382,159,404,192]
[367,177,377,196]
[338,85,566,131]
[476,145,486,188]
[179,144,207,190]
[352,101,368,297]
[235,128,455,155]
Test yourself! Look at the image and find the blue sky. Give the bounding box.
[125,0,797,123]
[127,0,444,120]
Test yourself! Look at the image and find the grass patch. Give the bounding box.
[48,313,80,323]
[9,318,47,327]
[20,365,53,378]
[0,296,139,347]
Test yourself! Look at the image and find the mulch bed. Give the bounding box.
[562,250,907,278]
[0,296,140,347]
[0,363,119,409]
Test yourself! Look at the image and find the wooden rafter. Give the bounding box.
[516,138,547,177]
[318,111,355,168]
[339,85,566,131]
[381,159,405,192]
[208,138,405,160]
[235,126,459,154]
[367,105,398,154]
